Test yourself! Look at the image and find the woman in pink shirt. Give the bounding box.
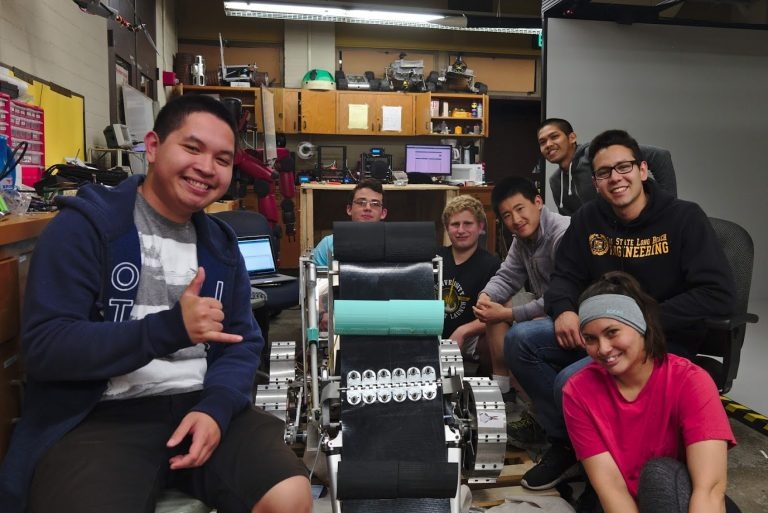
[563,271,739,513]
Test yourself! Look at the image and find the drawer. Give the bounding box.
[0,338,23,461]
[0,257,20,345]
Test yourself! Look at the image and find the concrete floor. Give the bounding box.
[267,305,768,513]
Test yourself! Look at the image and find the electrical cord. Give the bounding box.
[0,141,29,182]
[307,422,324,481]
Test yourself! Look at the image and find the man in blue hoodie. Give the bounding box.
[0,95,311,513]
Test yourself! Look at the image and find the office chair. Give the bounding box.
[154,490,210,513]
[694,217,759,393]
[211,210,300,343]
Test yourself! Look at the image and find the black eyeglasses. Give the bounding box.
[593,160,637,180]
[351,199,383,208]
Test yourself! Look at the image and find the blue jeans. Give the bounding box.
[554,356,593,421]
[504,318,586,441]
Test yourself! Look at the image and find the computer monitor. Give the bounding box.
[404,144,452,182]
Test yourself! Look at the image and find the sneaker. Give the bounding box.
[506,410,545,445]
[520,441,580,490]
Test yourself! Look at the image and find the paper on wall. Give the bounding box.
[381,106,402,132]
[347,104,368,129]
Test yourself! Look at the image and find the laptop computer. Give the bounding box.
[237,235,296,286]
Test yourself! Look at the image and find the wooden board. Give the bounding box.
[471,486,561,509]
[203,200,238,214]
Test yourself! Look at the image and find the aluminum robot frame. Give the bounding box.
[254,255,508,512]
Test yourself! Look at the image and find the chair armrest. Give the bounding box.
[704,313,759,330]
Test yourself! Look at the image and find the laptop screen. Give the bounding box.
[237,236,276,276]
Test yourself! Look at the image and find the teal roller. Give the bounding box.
[334,300,444,336]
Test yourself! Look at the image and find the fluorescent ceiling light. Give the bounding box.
[223,2,542,34]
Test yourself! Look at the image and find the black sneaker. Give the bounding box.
[506,410,545,446]
[521,441,580,490]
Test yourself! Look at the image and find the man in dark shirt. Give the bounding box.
[438,195,500,372]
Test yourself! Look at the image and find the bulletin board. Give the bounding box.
[8,67,86,168]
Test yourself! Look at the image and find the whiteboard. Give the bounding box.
[121,84,155,143]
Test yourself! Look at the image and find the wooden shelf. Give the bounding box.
[415,92,489,137]
[174,84,264,133]
[0,213,56,247]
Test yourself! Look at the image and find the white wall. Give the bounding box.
[1,0,179,146]
[284,22,336,88]
[0,0,109,147]
[155,0,178,106]
[544,18,768,300]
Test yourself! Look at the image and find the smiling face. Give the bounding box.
[346,187,387,222]
[497,192,543,240]
[592,144,649,221]
[582,317,648,377]
[141,111,235,223]
[538,124,577,167]
[446,209,484,252]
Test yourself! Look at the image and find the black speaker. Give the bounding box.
[360,153,392,183]
[370,160,390,181]
[335,69,348,90]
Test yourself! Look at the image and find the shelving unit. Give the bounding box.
[415,92,489,138]
[174,85,263,133]
[0,93,46,186]
[173,87,489,140]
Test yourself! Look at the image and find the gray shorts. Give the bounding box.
[29,391,308,513]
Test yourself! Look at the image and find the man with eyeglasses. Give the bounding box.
[503,129,734,494]
[536,118,677,215]
[313,178,387,267]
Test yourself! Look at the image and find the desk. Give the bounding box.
[0,212,55,460]
[299,183,460,254]
[88,146,146,174]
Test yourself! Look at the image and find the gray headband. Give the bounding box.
[578,294,647,335]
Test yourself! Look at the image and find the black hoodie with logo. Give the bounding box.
[544,180,735,355]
